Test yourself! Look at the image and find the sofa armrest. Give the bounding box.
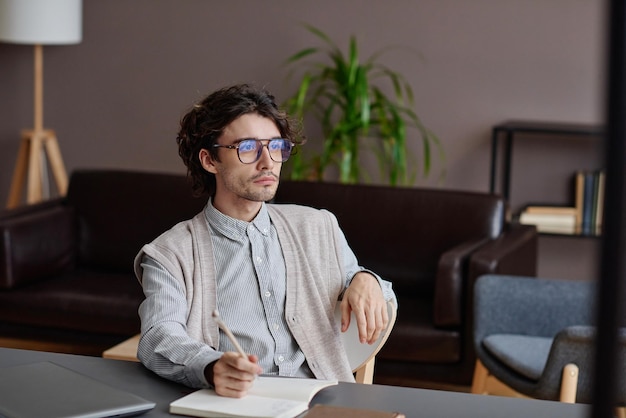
[0,198,64,220]
[468,224,538,281]
[0,204,76,289]
[433,237,490,327]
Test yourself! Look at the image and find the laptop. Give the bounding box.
[0,361,155,418]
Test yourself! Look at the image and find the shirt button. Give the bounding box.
[256,257,262,263]
[278,355,285,362]
[265,291,271,297]
[273,323,279,330]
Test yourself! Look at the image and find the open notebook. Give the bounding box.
[0,361,155,418]
[170,376,337,418]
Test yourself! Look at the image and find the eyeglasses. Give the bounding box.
[212,138,294,164]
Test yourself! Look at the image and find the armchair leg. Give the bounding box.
[559,363,579,403]
[355,358,375,384]
[471,360,489,394]
[471,359,529,399]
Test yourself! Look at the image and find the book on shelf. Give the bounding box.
[523,205,578,216]
[169,376,337,418]
[582,171,595,235]
[518,209,577,235]
[575,171,585,233]
[595,170,606,235]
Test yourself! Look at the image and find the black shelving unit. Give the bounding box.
[489,120,605,200]
[489,120,605,237]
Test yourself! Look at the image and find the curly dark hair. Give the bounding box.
[176,84,303,196]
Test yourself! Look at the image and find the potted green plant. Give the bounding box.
[283,24,443,186]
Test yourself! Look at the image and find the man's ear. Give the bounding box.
[199,149,218,174]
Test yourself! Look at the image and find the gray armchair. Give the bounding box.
[471,274,626,405]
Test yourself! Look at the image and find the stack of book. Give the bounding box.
[574,169,605,236]
[518,205,577,235]
[518,169,605,236]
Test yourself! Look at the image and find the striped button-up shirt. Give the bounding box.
[207,201,309,377]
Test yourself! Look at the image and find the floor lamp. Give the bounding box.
[0,0,82,208]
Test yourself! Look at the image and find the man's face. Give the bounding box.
[205,113,283,205]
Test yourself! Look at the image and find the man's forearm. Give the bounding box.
[138,323,222,388]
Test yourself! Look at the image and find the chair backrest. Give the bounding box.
[337,301,397,384]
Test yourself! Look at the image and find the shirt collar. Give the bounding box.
[205,198,272,239]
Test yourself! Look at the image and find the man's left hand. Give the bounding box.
[340,272,389,344]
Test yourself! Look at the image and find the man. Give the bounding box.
[134,84,396,398]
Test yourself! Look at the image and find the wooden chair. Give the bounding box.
[104,301,397,385]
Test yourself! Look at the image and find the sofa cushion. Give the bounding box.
[66,170,208,273]
[275,181,503,289]
[0,269,143,335]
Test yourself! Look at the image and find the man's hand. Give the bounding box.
[205,352,262,398]
[340,272,389,344]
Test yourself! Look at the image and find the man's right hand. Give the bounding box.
[205,352,262,398]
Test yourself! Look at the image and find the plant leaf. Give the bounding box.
[281,23,443,185]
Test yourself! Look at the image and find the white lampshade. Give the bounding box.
[0,0,82,45]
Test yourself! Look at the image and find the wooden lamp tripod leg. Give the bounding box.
[43,131,68,196]
[5,129,68,209]
[5,44,69,209]
[26,133,44,204]
[6,133,31,209]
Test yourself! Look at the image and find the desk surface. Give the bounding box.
[0,348,590,418]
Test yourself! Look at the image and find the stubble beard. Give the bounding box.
[232,171,280,202]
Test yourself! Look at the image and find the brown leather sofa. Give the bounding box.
[0,170,537,387]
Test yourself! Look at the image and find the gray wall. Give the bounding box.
[0,0,605,279]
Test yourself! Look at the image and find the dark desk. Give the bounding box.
[0,348,590,418]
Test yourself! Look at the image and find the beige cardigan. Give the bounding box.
[134,204,354,382]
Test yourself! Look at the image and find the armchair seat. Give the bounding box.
[482,334,552,380]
